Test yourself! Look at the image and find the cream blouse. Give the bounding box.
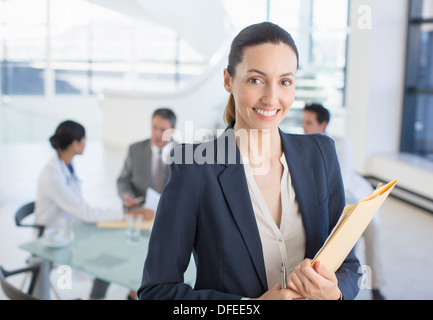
[243,153,306,289]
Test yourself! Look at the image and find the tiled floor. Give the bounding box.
[1,141,433,300]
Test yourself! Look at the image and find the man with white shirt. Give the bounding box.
[117,108,177,210]
[302,103,386,300]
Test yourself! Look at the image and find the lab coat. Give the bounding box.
[35,154,123,229]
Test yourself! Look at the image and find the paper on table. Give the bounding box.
[96,219,153,230]
[144,187,161,212]
[97,188,160,230]
[312,179,397,272]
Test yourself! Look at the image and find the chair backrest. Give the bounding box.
[15,201,45,237]
[0,265,39,300]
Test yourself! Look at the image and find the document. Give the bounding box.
[312,179,397,272]
[97,188,160,230]
[144,187,161,212]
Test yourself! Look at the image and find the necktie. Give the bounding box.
[153,149,164,193]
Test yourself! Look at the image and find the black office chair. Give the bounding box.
[15,201,45,237]
[13,201,61,299]
[0,264,39,300]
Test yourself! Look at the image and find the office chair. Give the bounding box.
[14,201,61,299]
[0,264,39,300]
[15,201,45,238]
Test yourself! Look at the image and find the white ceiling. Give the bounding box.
[86,0,233,60]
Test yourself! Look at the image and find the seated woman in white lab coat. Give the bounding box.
[35,120,136,299]
[35,120,124,228]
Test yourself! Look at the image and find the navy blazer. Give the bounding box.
[138,123,360,300]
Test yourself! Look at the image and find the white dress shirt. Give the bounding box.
[35,154,124,229]
[150,141,172,173]
[243,153,306,289]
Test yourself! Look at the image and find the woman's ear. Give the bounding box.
[223,69,232,94]
[71,137,86,154]
[71,140,81,153]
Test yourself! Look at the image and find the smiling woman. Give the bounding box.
[138,22,361,301]
[223,22,299,128]
[223,43,298,132]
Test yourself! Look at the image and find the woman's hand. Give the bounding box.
[287,259,341,300]
[250,283,304,300]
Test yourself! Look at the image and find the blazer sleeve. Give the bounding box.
[137,145,242,300]
[314,135,361,300]
[116,146,135,198]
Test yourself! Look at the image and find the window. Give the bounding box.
[50,0,92,95]
[0,0,206,96]
[0,0,47,95]
[1,0,349,103]
[401,0,433,160]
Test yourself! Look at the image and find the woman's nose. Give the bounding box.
[261,84,279,107]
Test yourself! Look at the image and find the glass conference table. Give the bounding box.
[19,222,196,299]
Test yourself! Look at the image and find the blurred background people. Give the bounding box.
[35,120,146,300]
[302,103,386,300]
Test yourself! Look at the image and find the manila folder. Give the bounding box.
[312,179,397,272]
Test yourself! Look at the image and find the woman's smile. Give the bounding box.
[252,107,281,121]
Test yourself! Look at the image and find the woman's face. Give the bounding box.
[224,42,298,132]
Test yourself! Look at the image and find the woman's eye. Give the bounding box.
[281,79,293,86]
[248,78,262,84]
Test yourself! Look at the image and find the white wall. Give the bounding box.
[101,47,232,151]
[345,0,408,174]
[0,96,102,143]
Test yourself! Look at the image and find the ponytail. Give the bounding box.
[223,94,236,125]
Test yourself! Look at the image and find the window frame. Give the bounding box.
[401,0,433,158]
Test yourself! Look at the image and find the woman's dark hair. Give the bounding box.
[224,22,299,124]
[49,120,86,151]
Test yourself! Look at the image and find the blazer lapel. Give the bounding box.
[216,126,268,290]
[280,131,321,258]
[218,165,268,291]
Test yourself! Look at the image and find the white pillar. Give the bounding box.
[345,0,408,174]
